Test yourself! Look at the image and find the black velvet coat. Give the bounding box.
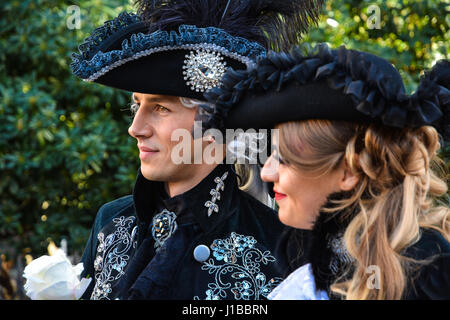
[79,164,288,300]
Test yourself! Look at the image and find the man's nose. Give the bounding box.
[260,154,279,182]
[128,109,153,139]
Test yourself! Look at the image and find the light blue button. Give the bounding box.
[194,245,210,262]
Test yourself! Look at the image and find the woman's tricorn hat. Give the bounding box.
[70,0,324,101]
[202,43,449,141]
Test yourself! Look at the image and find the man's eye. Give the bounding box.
[154,105,170,113]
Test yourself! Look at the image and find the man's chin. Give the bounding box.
[140,165,165,181]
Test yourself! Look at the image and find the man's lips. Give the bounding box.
[138,146,158,152]
[138,145,159,160]
[274,190,287,201]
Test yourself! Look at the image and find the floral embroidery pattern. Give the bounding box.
[91,216,137,300]
[204,171,228,217]
[194,232,283,300]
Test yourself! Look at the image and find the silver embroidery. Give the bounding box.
[152,209,178,250]
[193,232,283,300]
[183,49,227,92]
[91,216,137,300]
[327,232,354,275]
[204,171,228,217]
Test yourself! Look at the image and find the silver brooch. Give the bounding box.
[152,209,178,250]
[182,49,227,92]
[204,172,228,217]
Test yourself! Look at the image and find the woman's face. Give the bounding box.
[261,146,345,230]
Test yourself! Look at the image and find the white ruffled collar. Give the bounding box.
[268,263,329,300]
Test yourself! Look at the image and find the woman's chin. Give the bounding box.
[277,208,312,230]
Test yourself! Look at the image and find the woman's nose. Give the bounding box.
[260,154,279,182]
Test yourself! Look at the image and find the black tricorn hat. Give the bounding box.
[203,43,449,142]
[71,1,324,101]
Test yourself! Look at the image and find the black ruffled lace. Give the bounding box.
[75,12,142,61]
[203,43,449,141]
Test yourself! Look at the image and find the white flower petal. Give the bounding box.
[35,281,76,300]
[25,288,39,300]
[23,255,55,277]
[41,261,76,284]
[74,278,92,300]
[22,249,88,300]
[53,249,72,264]
[72,263,84,277]
[24,278,48,295]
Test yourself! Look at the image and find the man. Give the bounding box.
[71,0,323,300]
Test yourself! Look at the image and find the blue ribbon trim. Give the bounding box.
[71,12,266,80]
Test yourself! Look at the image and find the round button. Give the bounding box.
[193,245,210,262]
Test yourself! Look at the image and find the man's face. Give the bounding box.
[128,93,199,182]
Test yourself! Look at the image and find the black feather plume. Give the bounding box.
[133,0,325,51]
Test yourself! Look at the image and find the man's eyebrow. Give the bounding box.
[132,94,166,103]
[145,96,165,103]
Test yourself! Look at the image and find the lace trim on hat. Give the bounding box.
[71,12,266,81]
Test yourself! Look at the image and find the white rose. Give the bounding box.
[23,249,91,300]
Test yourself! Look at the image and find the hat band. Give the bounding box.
[84,43,255,83]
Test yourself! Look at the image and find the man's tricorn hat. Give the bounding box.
[202,43,449,141]
[71,0,324,101]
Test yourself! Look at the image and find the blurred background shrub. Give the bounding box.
[0,0,448,299]
[0,0,137,287]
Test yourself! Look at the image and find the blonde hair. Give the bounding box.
[278,119,449,300]
[235,163,273,207]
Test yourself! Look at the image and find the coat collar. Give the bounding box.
[132,163,239,233]
[306,193,358,295]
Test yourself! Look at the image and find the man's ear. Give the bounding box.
[339,160,359,191]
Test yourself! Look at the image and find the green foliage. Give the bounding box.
[303,0,449,93]
[0,0,137,258]
[0,0,448,262]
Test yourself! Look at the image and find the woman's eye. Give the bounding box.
[272,150,288,165]
[278,155,287,165]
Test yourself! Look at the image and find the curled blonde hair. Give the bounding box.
[278,119,449,300]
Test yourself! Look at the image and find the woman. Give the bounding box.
[203,44,450,299]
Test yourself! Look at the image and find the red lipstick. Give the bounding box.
[274,189,287,201]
